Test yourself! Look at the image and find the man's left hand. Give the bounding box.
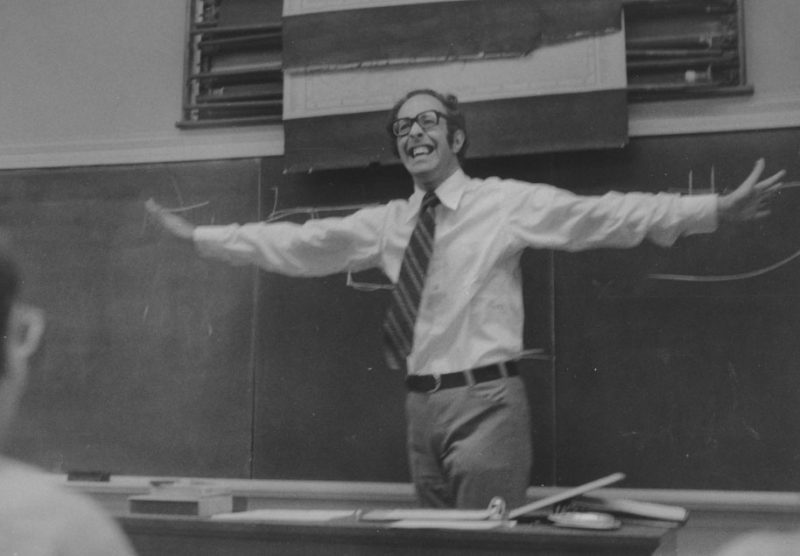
[718,158,786,223]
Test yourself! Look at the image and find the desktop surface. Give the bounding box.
[119,512,677,556]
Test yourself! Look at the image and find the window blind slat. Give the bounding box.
[180,0,283,128]
[624,0,747,102]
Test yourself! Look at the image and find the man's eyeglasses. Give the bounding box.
[391,110,448,138]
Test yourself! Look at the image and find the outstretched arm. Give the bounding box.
[146,198,388,276]
[145,198,196,242]
[717,159,786,224]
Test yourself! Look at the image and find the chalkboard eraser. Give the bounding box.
[67,470,111,482]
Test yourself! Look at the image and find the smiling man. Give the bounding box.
[390,92,466,190]
[147,88,784,510]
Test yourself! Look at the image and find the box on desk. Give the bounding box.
[128,481,234,518]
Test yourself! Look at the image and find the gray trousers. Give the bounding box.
[405,375,532,510]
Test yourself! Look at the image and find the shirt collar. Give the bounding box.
[406,169,468,222]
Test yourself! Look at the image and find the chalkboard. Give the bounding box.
[5,128,799,492]
[252,161,410,482]
[251,127,800,491]
[550,128,800,490]
[1,159,261,478]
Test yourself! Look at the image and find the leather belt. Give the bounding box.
[405,361,518,393]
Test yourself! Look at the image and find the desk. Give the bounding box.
[119,514,677,556]
[68,477,800,555]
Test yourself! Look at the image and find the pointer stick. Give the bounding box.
[508,472,626,520]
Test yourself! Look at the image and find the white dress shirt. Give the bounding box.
[0,458,136,556]
[194,169,718,375]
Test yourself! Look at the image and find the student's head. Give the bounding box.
[0,239,44,445]
[386,89,468,190]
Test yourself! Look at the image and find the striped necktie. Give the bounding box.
[383,191,440,370]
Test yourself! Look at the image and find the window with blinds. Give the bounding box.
[178,0,749,129]
[178,0,283,128]
[624,0,749,101]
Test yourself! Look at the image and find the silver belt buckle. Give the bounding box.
[427,373,441,393]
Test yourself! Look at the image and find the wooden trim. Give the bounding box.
[0,128,284,170]
[66,475,800,515]
[629,94,800,137]
[284,89,628,172]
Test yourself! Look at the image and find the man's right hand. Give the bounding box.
[145,198,196,241]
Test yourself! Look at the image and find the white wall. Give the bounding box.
[0,0,282,169]
[0,0,796,170]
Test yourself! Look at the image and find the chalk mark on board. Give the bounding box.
[649,181,800,282]
[160,201,210,213]
[142,190,215,335]
[648,247,800,282]
[667,166,719,196]
[264,190,381,291]
[267,180,383,221]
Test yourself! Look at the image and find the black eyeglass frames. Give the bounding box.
[391,110,448,138]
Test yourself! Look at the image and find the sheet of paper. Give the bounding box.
[359,508,493,522]
[211,509,357,522]
[389,519,514,530]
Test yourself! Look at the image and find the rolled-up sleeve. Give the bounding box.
[193,205,387,277]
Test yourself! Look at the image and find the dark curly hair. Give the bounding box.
[386,89,468,164]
